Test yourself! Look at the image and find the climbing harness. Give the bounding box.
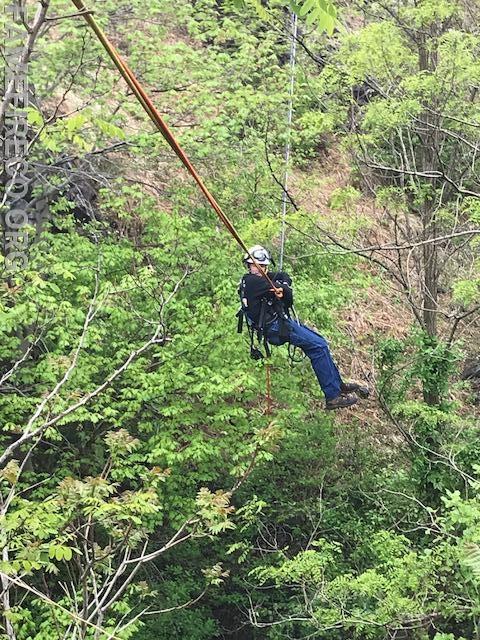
[236,293,272,361]
[286,304,306,365]
[237,297,285,361]
[237,293,303,370]
[237,267,293,360]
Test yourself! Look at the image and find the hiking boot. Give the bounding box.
[325,393,358,410]
[341,381,370,399]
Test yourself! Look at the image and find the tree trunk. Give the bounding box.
[1,547,17,640]
[418,35,441,405]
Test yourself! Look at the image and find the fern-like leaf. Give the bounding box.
[290,0,337,34]
[463,543,480,576]
[249,0,270,21]
[231,0,270,21]
[230,0,337,34]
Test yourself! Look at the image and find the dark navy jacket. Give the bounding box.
[239,271,293,326]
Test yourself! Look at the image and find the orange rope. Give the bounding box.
[70,0,280,293]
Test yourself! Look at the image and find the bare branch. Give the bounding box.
[1,1,51,124]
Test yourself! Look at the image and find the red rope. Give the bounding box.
[265,362,272,415]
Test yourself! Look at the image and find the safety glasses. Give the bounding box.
[251,250,269,262]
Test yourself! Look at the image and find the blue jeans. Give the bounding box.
[266,318,343,400]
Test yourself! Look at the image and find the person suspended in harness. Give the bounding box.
[237,245,370,410]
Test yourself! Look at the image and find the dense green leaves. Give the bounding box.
[1,0,479,639]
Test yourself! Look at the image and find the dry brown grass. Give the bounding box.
[286,147,480,436]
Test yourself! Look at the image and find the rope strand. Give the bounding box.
[265,361,272,415]
[279,12,298,271]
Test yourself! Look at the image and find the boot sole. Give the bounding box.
[325,399,359,410]
[341,385,370,399]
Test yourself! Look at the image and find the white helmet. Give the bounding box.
[243,245,271,265]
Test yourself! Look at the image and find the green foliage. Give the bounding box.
[251,532,438,636]
[378,329,460,411]
[233,0,337,33]
[328,185,361,211]
[292,0,337,33]
[411,332,459,401]
[196,488,235,534]
[2,1,480,639]
[452,278,480,307]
